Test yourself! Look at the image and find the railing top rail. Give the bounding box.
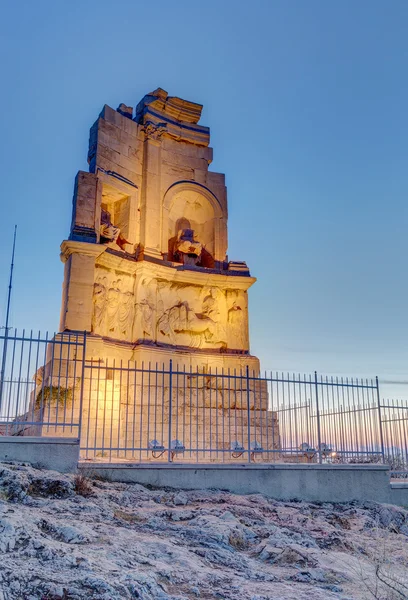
[83,362,378,388]
[0,332,84,345]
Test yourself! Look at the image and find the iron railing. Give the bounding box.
[0,330,85,437]
[0,330,407,476]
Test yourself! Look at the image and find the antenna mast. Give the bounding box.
[4,225,17,332]
[0,225,17,412]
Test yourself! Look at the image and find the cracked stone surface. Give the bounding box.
[0,462,407,599]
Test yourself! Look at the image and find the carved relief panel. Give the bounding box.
[92,268,136,341]
[92,264,249,352]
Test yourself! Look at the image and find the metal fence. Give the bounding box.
[0,330,85,437]
[0,330,407,476]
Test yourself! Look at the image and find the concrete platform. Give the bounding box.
[0,436,80,473]
[78,461,408,505]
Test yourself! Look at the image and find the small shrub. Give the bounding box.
[114,509,145,523]
[74,474,94,497]
[229,531,248,550]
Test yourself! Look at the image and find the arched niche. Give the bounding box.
[162,182,227,264]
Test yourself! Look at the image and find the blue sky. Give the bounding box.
[0,0,407,396]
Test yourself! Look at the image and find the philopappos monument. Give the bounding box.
[61,88,255,367]
[55,88,278,459]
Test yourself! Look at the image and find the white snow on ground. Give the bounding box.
[0,462,407,599]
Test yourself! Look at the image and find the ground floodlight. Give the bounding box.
[231,440,245,458]
[250,440,263,461]
[170,439,185,460]
[300,442,316,459]
[319,442,333,458]
[148,439,165,459]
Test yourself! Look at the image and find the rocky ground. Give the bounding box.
[0,462,408,600]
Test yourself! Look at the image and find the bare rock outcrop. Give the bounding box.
[0,462,407,599]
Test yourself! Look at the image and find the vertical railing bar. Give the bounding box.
[167,359,173,462]
[246,366,251,463]
[161,362,165,456]
[14,330,26,427]
[146,361,151,461]
[314,371,322,464]
[233,368,238,454]
[5,330,18,432]
[189,364,193,459]
[93,356,101,460]
[101,358,108,459]
[61,334,70,433]
[366,379,375,457]
[69,334,78,435]
[376,377,385,463]
[117,360,123,460]
[293,373,298,458]
[139,362,144,461]
[208,367,212,461]
[361,380,369,460]
[175,363,179,459]
[203,367,206,462]
[108,360,115,462]
[77,333,86,448]
[84,358,93,461]
[221,367,225,463]
[215,367,219,461]
[196,364,199,463]
[30,330,41,431]
[259,371,263,462]
[183,364,186,457]
[54,331,63,435]
[125,359,130,459]
[24,331,33,427]
[264,371,269,462]
[270,373,274,462]
[339,377,346,459]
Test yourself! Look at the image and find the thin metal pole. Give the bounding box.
[168,359,173,462]
[78,332,87,444]
[314,371,322,464]
[0,225,17,412]
[246,365,251,463]
[376,376,385,463]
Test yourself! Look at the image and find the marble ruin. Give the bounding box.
[61,88,256,366]
[41,88,279,459]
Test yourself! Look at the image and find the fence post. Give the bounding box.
[314,371,322,464]
[246,365,251,463]
[375,376,385,463]
[77,331,87,446]
[168,359,173,463]
[0,327,9,414]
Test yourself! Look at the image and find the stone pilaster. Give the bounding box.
[59,241,106,332]
[69,171,101,243]
[139,129,164,259]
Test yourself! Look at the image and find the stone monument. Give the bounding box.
[40,89,279,460]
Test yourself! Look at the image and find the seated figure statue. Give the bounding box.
[174,228,203,266]
[100,209,129,251]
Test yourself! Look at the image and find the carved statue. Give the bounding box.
[174,228,202,266]
[106,279,121,336]
[100,209,129,251]
[228,301,246,349]
[137,299,154,338]
[92,277,107,334]
[118,287,135,340]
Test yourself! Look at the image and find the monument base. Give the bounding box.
[23,333,280,463]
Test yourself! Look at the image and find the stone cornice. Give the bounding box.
[95,251,256,290]
[60,240,107,263]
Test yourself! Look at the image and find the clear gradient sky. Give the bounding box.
[0,0,407,396]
